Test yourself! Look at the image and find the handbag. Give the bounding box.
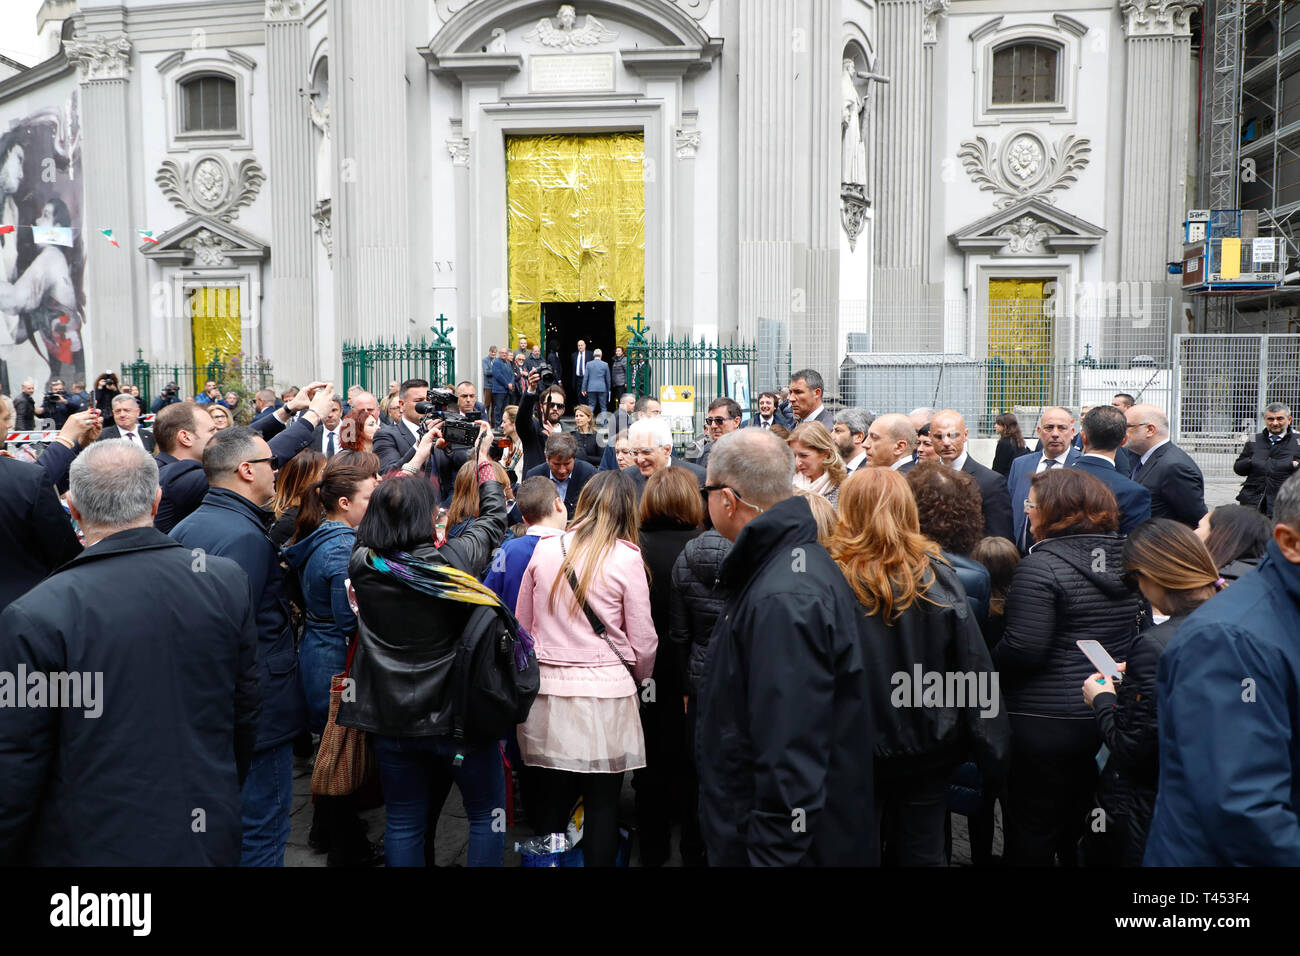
[310,632,374,797]
[559,536,639,684]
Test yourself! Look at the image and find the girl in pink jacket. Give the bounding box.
[516,470,657,866]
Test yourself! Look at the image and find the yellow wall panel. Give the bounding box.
[190,287,241,393]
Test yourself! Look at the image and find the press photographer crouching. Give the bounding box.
[338,421,511,866]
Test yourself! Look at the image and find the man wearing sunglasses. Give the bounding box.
[696,397,743,471]
[695,428,878,866]
[517,368,569,474]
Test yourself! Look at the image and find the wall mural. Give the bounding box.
[0,91,84,396]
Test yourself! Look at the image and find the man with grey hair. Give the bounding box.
[171,427,307,866]
[1124,404,1208,530]
[696,428,878,865]
[788,369,834,429]
[98,391,154,451]
[1145,469,1300,865]
[1233,401,1300,517]
[832,407,873,475]
[623,416,705,495]
[0,440,259,865]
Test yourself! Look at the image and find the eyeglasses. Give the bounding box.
[544,401,566,409]
[1125,422,1153,430]
[1023,498,1038,512]
[702,483,763,514]
[704,417,731,426]
[244,456,274,467]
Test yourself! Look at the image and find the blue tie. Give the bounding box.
[326,430,335,457]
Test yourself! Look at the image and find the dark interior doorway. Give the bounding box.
[542,301,616,410]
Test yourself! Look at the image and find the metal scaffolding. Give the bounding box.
[1209,0,1244,211]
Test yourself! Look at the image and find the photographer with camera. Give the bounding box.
[516,367,567,475]
[373,378,456,495]
[91,371,120,418]
[151,381,182,414]
[34,379,78,429]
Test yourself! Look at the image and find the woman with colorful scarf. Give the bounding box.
[337,422,510,866]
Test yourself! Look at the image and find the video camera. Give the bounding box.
[414,390,481,447]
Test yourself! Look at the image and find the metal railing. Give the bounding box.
[1173,333,1300,480]
[120,349,275,406]
[341,316,457,400]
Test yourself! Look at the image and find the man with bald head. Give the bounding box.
[930,409,1014,542]
[1124,404,1208,529]
[1008,406,1081,550]
[864,413,916,470]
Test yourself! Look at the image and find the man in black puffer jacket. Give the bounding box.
[1233,403,1300,517]
[670,528,732,695]
[992,468,1140,865]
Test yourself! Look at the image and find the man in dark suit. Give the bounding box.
[523,433,597,521]
[1124,404,1208,531]
[1233,402,1300,517]
[308,398,345,457]
[930,409,1014,542]
[610,392,636,438]
[622,418,706,498]
[1072,405,1151,536]
[0,451,81,612]
[746,390,794,430]
[98,393,155,453]
[571,339,591,410]
[372,378,453,495]
[1008,406,1082,550]
[1110,394,1139,476]
[787,369,835,429]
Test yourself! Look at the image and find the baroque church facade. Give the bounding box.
[0,0,1198,400]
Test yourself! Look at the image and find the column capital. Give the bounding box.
[64,34,131,82]
[1121,0,1201,38]
[264,0,306,22]
[923,0,950,45]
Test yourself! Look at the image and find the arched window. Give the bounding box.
[181,75,237,133]
[991,42,1058,105]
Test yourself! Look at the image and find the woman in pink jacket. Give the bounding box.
[516,470,657,866]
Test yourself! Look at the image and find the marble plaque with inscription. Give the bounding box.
[529,53,616,93]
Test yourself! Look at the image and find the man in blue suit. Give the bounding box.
[581,348,612,422]
[490,348,515,426]
[1071,405,1151,536]
[1008,406,1081,553]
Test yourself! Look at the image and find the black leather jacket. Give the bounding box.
[337,479,507,737]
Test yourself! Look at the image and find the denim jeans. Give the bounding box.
[372,734,505,867]
[241,742,294,866]
[299,627,347,736]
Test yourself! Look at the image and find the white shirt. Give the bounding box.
[321,425,343,455]
[119,427,143,446]
[1140,438,1169,467]
[1035,450,1071,473]
[949,450,969,471]
[800,404,826,424]
[525,525,565,539]
[403,418,421,443]
[890,456,910,471]
[1082,452,1115,465]
[845,450,867,474]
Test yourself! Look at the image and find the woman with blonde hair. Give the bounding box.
[793,489,836,548]
[830,467,1008,866]
[515,469,657,866]
[572,404,604,468]
[207,403,232,430]
[1082,518,1222,866]
[500,404,524,483]
[788,422,846,507]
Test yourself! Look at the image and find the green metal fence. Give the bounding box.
[623,316,760,446]
[341,315,457,400]
[120,349,275,406]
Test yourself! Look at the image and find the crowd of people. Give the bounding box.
[2,354,1300,868]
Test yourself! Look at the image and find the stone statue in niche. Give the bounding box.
[307,90,331,206]
[841,59,889,192]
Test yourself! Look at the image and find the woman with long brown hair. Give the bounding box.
[268,449,326,548]
[339,407,380,454]
[789,421,847,507]
[515,469,657,866]
[830,467,1008,866]
[1081,518,1221,866]
[994,467,1140,866]
[1200,503,1272,581]
[991,412,1031,477]
[444,458,512,539]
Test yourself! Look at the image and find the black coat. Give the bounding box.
[991,437,1031,477]
[669,529,732,694]
[622,461,707,500]
[170,487,307,752]
[856,558,1009,785]
[993,534,1140,719]
[12,392,35,430]
[0,455,81,612]
[639,520,701,700]
[573,430,604,468]
[515,387,557,476]
[696,496,879,866]
[1130,440,1208,528]
[0,527,259,865]
[1092,616,1182,866]
[960,455,1015,542]
[1070,455,1152,536]
[1234,428,1300,516]
[372,419,453,496]
[339,480,507,737]
[154,454,208,535]
[98,424,155,452]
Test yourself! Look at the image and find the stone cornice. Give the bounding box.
[64,33,132,82]
[1121,0,1201,38]
[264,0,305,21]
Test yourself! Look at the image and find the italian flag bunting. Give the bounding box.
[99,228,119,247]
[137,229,160,245]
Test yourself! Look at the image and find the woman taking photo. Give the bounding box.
[268,449,326,548]
[572,404,604,468]
[1081,518,1221,866]
[91,371,120,418]
[338,422,509,867]
[991,412,1031,477]
[830,467,1008,866]
[515,470,657,867]
[788,422,847,508]
[993,468,1139,866]
[1200,504,1272,582]
[635,467,704,866]
[284,450,382,866]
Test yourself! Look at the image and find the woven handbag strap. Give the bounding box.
[560,534,634,675]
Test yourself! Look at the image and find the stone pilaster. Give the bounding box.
[264,1,317,384]
[64,33,137,371]
[1118,0,1200,293]
[330,0,411,344]
[736,0,840,388]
